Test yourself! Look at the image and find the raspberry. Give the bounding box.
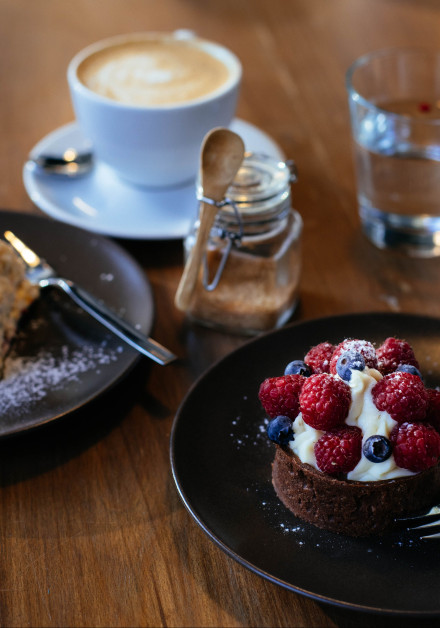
[390,422,440,472]
[425,388,440,432]
[371,371,428,424]
[258,374,305,419]
[314,426,362,475]
[299,373,351,430]
[376,337,420,376]
[304,342,335,374]
[329,339,378,375]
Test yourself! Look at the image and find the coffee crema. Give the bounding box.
[77,39,231,106]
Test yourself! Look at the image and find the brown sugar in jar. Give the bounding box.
[184,153,302,334]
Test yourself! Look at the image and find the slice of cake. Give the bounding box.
[259,337,440,536]
[0,240,39,372]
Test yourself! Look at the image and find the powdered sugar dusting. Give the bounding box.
[230,407,270,450]
[0,343,121,417]
[343,339,377,361]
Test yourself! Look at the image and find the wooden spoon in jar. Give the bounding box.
[174,127,245,312]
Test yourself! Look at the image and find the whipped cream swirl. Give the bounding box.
[289,368,415,481]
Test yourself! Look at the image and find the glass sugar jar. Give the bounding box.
[184,152,302,335]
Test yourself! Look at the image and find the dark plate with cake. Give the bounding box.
[0,211,153,437]
[171,313,440,616]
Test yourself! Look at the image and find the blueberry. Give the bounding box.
[284,360,312,377]
[267,415,294,445]
[396,364,423,380]
[336,350,366,381]
[362,435,393,463]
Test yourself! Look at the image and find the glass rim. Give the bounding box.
[345,46,440,125]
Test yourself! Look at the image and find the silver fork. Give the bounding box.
[4,231,177,366]
[396,505,440,540]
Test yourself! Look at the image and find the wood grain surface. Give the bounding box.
[2,1,440,626]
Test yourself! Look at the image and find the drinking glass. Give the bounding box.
[346,48,440,257]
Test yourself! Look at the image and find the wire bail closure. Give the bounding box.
[197,194,244,291]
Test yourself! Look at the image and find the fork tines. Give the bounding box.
[396,507,440,539]
[407,518,440,539]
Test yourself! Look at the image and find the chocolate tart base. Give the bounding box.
[272,445,440,537]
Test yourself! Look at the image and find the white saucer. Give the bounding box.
[23,119,284,240]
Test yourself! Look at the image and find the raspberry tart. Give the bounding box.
[259,337,440,536]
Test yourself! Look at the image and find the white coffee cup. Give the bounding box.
[67,31,242,188]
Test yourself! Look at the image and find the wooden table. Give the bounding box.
[2,1,440,626]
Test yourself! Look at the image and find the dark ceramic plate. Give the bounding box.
[0,211,153,437]
[171,313,440,616]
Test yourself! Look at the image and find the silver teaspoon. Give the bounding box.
[27,148,94,177]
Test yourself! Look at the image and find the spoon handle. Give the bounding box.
[27,152,94,177]
[174,127,245,313]
[174,202,216,311]
[35,153,93,167]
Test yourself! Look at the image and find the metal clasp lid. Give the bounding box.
[197,194,244,291]
[285,159,298,184]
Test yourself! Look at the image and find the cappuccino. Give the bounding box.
[68,33,241,186]
[77,38,231,107]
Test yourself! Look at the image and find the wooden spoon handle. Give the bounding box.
[174,202,217,311]
[174,127,245,313]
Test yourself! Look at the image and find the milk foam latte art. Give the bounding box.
[77,39,231,107]
[67,32,241,187]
